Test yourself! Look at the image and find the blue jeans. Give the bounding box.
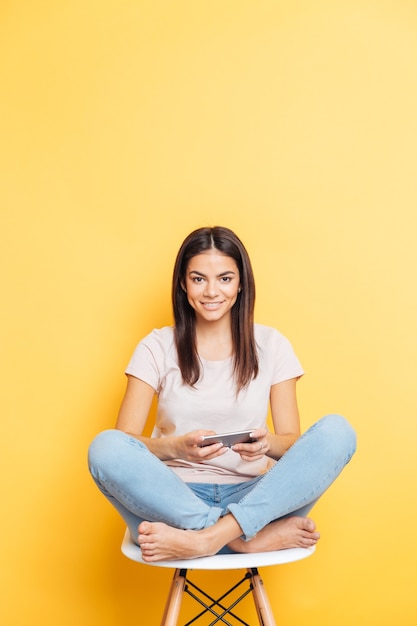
[88,414,356,546]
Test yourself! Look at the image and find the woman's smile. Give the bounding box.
[200,300,225,309]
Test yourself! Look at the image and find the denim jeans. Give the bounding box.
[88,414,356,545]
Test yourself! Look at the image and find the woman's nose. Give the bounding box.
[204,280,218,297]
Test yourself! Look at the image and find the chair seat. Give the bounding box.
[121,528,315,570]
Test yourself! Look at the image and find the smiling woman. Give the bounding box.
[88,226,356,562]
[184,251,240,325]
[172,227,258,389]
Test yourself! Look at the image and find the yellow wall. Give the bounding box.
[1,1,416,624]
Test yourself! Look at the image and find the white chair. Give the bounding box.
[121,528,315,625]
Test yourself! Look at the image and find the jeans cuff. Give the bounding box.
[204,505,223,529]
[226,503,257,541]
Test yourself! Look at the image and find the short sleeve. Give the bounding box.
[271,333,304,384]
[125,328,174,392]
[255,325,304,385]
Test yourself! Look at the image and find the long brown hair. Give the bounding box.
[172,226,258,390]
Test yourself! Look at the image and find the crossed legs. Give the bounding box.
[89,414,356,562]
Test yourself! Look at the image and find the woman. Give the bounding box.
[88,226,356,562]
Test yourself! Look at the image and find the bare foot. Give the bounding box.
[228,517,320,553]
[138,521,216,562]
[137,516,318,562]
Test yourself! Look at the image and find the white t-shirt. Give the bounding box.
[125,324,304,484]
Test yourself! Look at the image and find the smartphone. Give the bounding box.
[199,429,258,448]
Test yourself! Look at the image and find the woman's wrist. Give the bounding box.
[146,435,180,461]
[266,432,298,460]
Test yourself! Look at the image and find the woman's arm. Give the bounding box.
[116,375,155,435]
[116,375,227,462]
[266,377,301,459]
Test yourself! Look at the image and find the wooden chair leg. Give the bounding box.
[249,568,277,626]
[160,569,186,626]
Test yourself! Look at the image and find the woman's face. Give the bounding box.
[182,250,241,324]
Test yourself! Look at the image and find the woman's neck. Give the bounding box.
[195,318,233,361]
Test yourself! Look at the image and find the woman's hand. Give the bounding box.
[231,428,269,462]
[174,430,229,463]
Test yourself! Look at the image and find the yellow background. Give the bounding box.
[1,1,416,624]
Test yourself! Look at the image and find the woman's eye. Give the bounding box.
[220,276,231,283]
[192,276,204,283]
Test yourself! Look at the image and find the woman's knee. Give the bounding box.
[88,429,148,472]
[318,414,357,459]
[88,429,129,472]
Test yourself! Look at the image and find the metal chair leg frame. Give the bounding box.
[161,567,276,626]
[184,583,252,626]
[183,571,253,626]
